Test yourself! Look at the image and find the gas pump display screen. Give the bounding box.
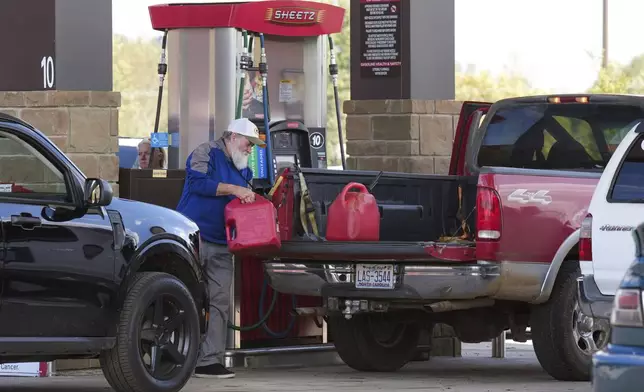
[275,155,296,173]
[274,132,294,149]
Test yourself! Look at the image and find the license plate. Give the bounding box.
[355,264,394,289]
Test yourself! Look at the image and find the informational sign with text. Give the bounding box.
[359,0,402,78]
[0,362,50,377]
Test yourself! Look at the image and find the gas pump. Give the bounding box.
[250,119,327,188]
[148,0,345,366]
[232,29,333,189]
[270,120,327,171]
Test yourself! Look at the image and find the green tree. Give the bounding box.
[585,54,644,144]
[587,54,644,94]
[113,34,168,139]
[587,63,631,94]
[455,63,547,102]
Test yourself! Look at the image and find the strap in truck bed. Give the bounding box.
[297,169,320,238]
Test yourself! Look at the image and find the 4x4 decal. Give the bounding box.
[507,189,553,205]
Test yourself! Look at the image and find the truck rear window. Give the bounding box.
[610,133,644,202]
[477,103,644,170]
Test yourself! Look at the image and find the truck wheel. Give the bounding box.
[328,313,421,372]
[100,272,201,392]
[530,263,610,381]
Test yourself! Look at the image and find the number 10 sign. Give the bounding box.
[0,0,112,92]
[0,0,56,91]
[40,56,55,89]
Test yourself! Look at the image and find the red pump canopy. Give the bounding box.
[149,1,346,37]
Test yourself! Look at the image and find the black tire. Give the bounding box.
[328,312,420,372]
[100,272,200,392]
[530,262,600,381]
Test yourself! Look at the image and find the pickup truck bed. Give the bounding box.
[265,168,478,262]
[259,168,488,303]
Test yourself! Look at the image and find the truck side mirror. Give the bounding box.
[84,178,113,207]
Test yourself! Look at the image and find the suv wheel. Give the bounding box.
[328,312,420,372]
[100,272,200,392]
[530,262,610,381]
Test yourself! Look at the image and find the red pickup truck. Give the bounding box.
[241,94,644,381]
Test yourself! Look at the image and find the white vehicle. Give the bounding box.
[578,119,644,322]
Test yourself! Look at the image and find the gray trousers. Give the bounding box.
[197,240,233,367]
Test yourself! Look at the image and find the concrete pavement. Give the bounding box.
[0,342,591,392]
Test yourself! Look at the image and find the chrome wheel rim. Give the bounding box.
[572,300,610,356]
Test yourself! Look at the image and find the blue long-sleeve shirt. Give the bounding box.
[176,138,253,245]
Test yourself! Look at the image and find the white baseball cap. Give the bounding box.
[228,118,266,147]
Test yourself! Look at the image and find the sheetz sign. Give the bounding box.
[266,7,324,25]
[149,1,345,37]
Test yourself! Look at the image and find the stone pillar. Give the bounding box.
[0,0,112,92]
[0,91,121,197]
[344,99,463,175]
[343,98,463,357]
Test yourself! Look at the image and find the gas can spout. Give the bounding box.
[368,171,384,193]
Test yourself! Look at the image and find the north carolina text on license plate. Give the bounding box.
[355,264,394,289]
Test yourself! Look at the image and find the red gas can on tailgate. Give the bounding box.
[326,182,380,241]
[225,196,281,254]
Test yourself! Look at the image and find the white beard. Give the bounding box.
[230,147,249,170]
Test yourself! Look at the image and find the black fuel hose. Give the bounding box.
[328,35,346,170]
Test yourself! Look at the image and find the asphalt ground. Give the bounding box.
[0,341,591,392]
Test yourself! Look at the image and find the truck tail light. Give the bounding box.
[476,187,502,240]
[610,289,644,327]
[579,213,593,262]
[548,96,589,104]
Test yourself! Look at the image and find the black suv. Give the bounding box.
[0,112,208,392]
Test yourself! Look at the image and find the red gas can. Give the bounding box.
[225,196,281,254]
[326,182,380,242]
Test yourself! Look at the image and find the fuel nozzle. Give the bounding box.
[259,43,268,77]
[158,30,169,87]
[239,52,253,71]
[239,33,254,71]
[328,36,338,87]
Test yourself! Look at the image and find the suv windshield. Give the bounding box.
[477,103,644,170]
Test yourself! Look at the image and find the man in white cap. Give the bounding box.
[176,117,266,378]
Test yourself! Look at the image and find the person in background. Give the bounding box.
[133,138,166,169]
[176,118,265,379]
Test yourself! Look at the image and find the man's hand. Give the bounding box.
[235,186,256,204]
[216,183,255,203]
